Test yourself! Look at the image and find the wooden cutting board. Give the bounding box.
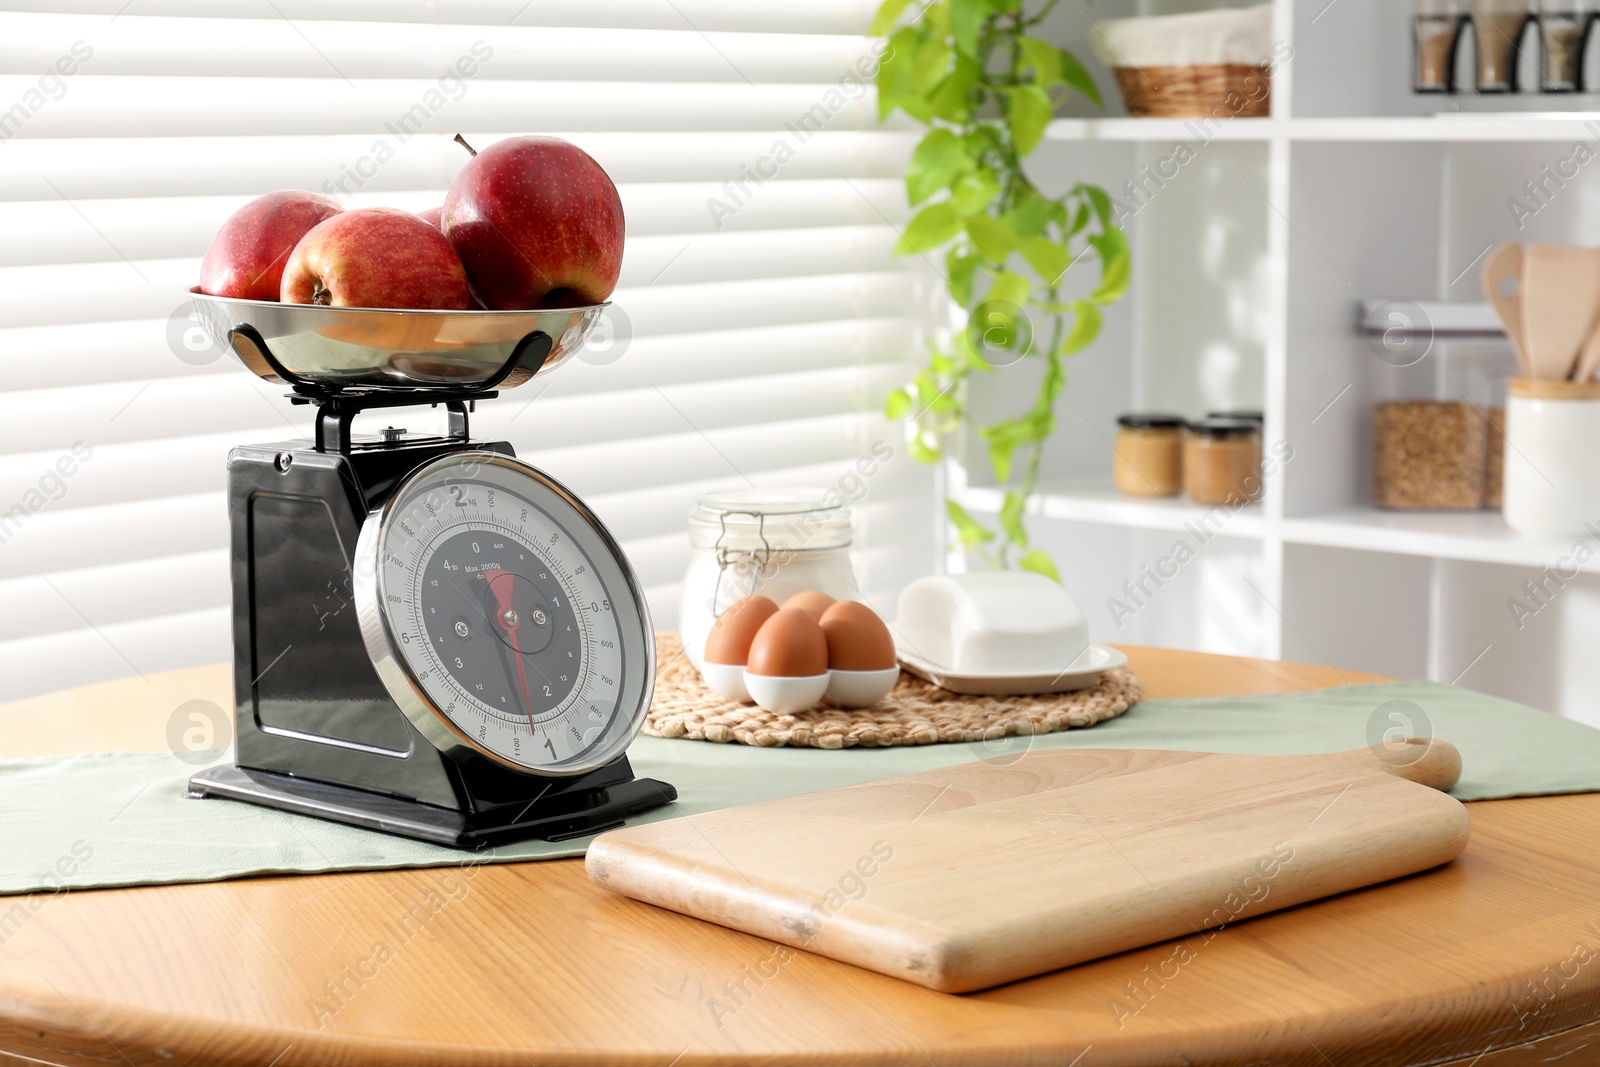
[586,740,1471,993]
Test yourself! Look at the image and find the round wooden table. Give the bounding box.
[1,647,1596,1066]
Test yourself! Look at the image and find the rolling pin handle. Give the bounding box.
[1362,737,1462,792]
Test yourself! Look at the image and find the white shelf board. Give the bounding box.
[962,479,1268,538]
[1290,115,1600,141]
[1046,118,1275,142]
[1047,115,1600,144]
[1281,509,1600,573]
[965,486,1594,573]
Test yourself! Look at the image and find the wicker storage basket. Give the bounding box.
[1112,63,1271,119]
[1093,5,1273,120]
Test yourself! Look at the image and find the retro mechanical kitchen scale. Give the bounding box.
[184,292,675,847]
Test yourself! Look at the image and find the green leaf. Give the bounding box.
[965,215,1016,262]
[913,35,953,95]
[1069,202,1090,236]
[896,202,961,256]
[906,128,974,205]
[949,0,986,57]
[871,0,915,35]
[927,54,981,123]
[1020,236,1071,283]
[1057,48,1103,107]
[947,248,980,306]
[1059,299,1102,355]
[999,490,1028,548]
[964,125,1004,158]
[987,434,1019,483]
[955,328,990,371]
[1002,191,1054,239]
[876,28,919,120]
[1018,548,1062,583]
[1089,227,1130,304]
[885,387,912,420]
[946,498,994,547]
[949,168,1001,215]
[1018,37,1063,87]
[908,437,942,464]
[1079,184,1113,228]
[1006,84,1053,156]
[986,268,1030,309]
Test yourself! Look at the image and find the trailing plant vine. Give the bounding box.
[874,0,1127,580]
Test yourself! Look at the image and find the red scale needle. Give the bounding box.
[483,568,536,735]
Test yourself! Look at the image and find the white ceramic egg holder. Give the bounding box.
[699,663,900,714]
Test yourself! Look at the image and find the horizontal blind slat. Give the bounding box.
[4,77,898,137]
[5,15,876,84]
[0,549,229,641]
[0,199,901,275]
[0,264,915,336]
[0,361,904,455]
[0,606,231,704]
[2,1,873,34]
[0,411,898,514]
[0,314,915,393]
[0,132,913,202]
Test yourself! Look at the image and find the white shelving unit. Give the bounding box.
[952,0,1600,726]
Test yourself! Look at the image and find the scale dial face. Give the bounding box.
[355,451,653,776]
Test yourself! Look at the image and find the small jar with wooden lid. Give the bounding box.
[1183,418,1262,505]
[1114,414,1184,497]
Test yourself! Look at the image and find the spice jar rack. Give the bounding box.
[1414,1,1596,94]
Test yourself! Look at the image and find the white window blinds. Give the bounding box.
[0,0,933,701]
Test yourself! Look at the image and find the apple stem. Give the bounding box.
[453,134,477,157]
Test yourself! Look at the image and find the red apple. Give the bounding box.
[442,136,624,309]
[199,190,341,301]
[280,207,470,310]
[418,206,444,230]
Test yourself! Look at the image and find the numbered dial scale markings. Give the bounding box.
[355,452,652,776]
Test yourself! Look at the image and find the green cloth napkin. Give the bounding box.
[4,680,1599,895]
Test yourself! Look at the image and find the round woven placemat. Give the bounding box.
[645,633,1140,749]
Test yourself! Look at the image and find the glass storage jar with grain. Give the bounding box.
[1414,0,1463,92]
[1470,0,1533,92]
[1372,401,1488,510]
[1184,418,1263,505]
[1114,414,1184,497]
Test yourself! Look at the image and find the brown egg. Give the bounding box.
[819,600,897,671]
[782,590,836,620]
[746,608,829,678]
[703,596,779,665]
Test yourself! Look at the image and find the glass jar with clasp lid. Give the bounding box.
[678,489,860,671]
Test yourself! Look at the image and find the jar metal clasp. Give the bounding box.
[711,510,771,617]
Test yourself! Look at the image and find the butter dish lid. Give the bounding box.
[892,571,1091,677]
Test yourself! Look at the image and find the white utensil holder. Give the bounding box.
[1503,378,1600,538]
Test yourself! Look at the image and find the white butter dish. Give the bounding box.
[897,643,1127,696]
[894,571,1089,675]
[893,572,1122,695]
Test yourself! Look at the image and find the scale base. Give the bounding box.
[188,761,676,848]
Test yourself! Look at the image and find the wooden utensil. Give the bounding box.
[1574,322,1600,383]
[1482,241,1530,377]
[587,741,1470,993]
[1521,244,1600,381]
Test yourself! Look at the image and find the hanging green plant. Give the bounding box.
[874,0,1128,581]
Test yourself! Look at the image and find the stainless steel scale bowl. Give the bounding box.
[188,287,607,391]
